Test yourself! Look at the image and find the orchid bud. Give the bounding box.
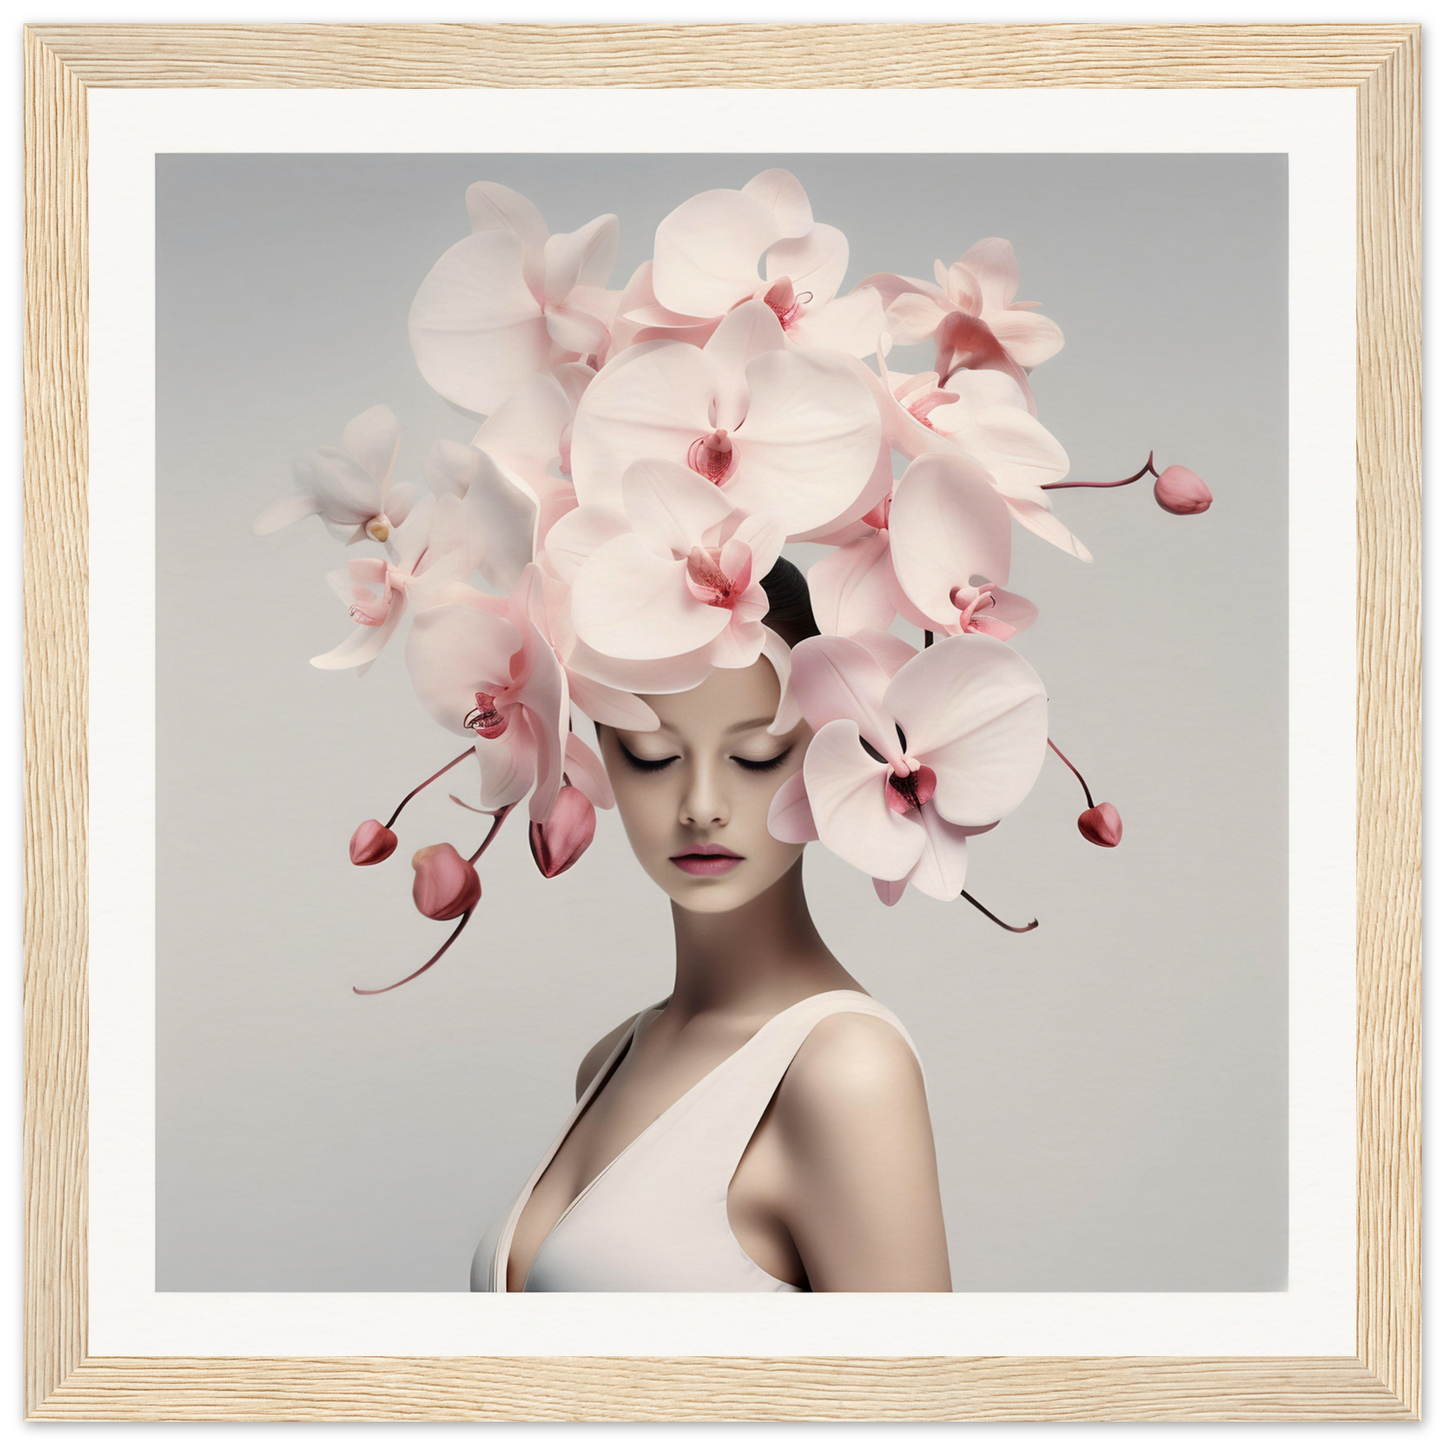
[529,786,596,879]
[1153,465,1212,516]
[411,843,481,920]
[350,819,397,866]
[1078,802,1123,848]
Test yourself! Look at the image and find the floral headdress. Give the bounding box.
[255,169,1212,995]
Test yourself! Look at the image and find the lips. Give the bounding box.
[670,843,744,877]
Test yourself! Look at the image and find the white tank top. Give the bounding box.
[470,990,923,1292]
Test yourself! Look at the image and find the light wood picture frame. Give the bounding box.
[22,22,1420,1422]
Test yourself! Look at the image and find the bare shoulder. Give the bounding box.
[776,1009,929,1127]
[573,1010,644,1100]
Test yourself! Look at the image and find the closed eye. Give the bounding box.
[617,737,678,774]
[731,749,791,774]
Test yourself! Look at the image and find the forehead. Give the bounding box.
[642,659,782,735]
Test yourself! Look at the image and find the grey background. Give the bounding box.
[156,153,1287,1292]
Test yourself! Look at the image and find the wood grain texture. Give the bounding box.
[20,20,1421,1423]
[1354,24,1422,1421]
[27,22,1418,89]
[22,26,89,1421]
[28,1355,1416,1422]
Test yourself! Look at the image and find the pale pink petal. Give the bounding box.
[764,222,848,307]
[568,341,716,511]
[767,769,818,843]
[950,404,1071,501]
[571,533,730,660]
[888,453,1014,624]
[940,259,984,313]
[959,238,1019,308]
[853,271,943,312]
[474,727,537,811]
[381,481,414,529]
[874,876,907,906]
[787,433,896,543]
[707,615,767,671]
[702,300,787,426]
[990,308,1065,368]
[408,230,549,415]
[884,633,1048,826]
[807,531,898,636]
[252,489,321,535]
[544,303,609,356]
[1005,495,1093,562]
[852,627,918,679]
[542,213,619,302]
[565,670,658,731]
[934,312,1035,414]
[727,509,787,578]
[471,370,570,477]
[883,290,951,345]
[305,449,383,525]
[805,720,924,881]
[564,632,715,695]
[563,730,616,809]
[786,634,903,768]
[905,805,973,900]
[622,457,737,557]
[405,598,522,735]
[790,288,888,358]
[741,169,813,238]
[517,628,569,822]
[460,450,539,591]
[723,348,882,536]
[340,404,400,484]
[425,439,482,498]
[982,586,1039,636]
[540,504,631,583]
[651,187,778,318]
[761,627,803,736]
[466,180,549,297]
[310,600,404,672]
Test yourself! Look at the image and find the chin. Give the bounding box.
[656,855,801,914]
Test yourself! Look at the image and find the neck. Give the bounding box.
[666,860,856,1018]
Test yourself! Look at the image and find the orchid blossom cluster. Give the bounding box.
[255,169,1211,993]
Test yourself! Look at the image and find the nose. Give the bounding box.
[679,757,729,828]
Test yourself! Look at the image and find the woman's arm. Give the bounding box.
[771,1012,953,1292]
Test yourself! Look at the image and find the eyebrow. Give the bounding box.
[726,717,779,734]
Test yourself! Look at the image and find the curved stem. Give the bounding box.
[469,802,516,864]
[1041,451,1157,491]
[384,747,474,829]
[352,908,473,996]
[1047,738,1095,810]
[960,888,1038,933]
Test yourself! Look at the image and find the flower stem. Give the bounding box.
[1047,738,1095,810]
[1041,451,1157,491]
[352,908,474,996]
[960,888,1038,933]
[385,747,474,829]
[469,803,516,864]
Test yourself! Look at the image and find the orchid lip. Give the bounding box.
[464,690,508,739]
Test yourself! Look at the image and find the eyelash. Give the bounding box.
[616,742,791,775]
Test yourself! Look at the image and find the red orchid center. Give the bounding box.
[902,377,959,432]
[885,764,938,816]
[685,546,742,609]
[862,494,893,532]
[763,276,810,329]
[686,427,737,485]
[464,690,509,740]
[348,596,388,627]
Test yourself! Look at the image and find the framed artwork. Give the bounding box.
[23,22,1419,1422]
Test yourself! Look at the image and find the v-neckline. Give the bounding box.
[500,989,870,1292]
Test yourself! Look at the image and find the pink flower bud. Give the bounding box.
[411,843,481,920]
[350,819,397,866]
[1078,803,1123,848]
[528,786,597,879]
[1153,465,1212,515]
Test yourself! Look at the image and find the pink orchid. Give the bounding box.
[870,351,1090,562]
[423,365,593,591]
[406,565,650,820]
[885,453,1038,641]
[310,495,470,673]
[408,182,620,416]
[553,458,785,684]
[569,301,882,539]
[772,631,1047,900]
[640,168,886,358]
[253,404,414,545]
[859,237,1063,389]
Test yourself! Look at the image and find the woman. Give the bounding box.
[471,564,952,1293]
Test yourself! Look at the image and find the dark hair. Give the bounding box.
[759,557,819,648]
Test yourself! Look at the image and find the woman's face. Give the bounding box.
[599,658,812,914]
